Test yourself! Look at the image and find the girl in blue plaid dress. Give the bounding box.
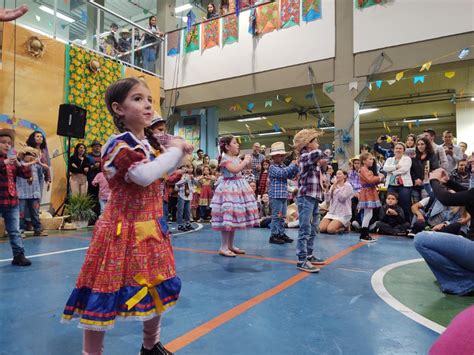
[211,136,259,257]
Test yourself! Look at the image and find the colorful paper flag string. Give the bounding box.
[395,72,404,81]
[458,48,470,59]
[284,96,292,103]
[444,71,456,79]
[387,80,396,86]
[420,61,432,72]
[265,100,273,108]
[375,80,383,89]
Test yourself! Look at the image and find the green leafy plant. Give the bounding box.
[65,193,97,222]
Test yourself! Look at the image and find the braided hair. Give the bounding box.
[105,77,162,152]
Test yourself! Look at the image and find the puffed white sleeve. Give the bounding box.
[127,147,183,187]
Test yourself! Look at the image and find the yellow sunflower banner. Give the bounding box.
[65,45,122,148]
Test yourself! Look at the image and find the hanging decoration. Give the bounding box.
[202,19,220,50]
[348,81,358,91]
[256,1,280,35]
[266,120,274,127]
[375,80,382,88]
[356,0,385,9]
[66,45,121,147]
[444,71,456,79]
[246,102,255,112]
[395,72,404,81]
[229,104,242,112]
[248,8,257,35]
[273,123,280,132]
[235,0,241,17]
[458,48,470,59]
[413,75,425,84]
[89,59,101,72]
[167,30,180,56]
[265,100,273,108]
[302,0,321,22]
[420,61,432,72]
[450,94,456,104]
[186,10,196,32]
[324,84,334,93]
[25,36,45,58]
[368,82,372,90]
[281,0,300,29]
[223,14,239,46]
[305,92,314,99]
[284,96,292,103]
[386,79,396,85]
[184,25,200,53]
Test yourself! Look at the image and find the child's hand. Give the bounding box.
[243,155,252,164]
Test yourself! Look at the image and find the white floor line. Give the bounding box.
[0,223,204,263]
[371,258,446,334]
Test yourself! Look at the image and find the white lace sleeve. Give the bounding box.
[127,147,183,187]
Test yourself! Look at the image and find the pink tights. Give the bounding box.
[82,316,162,355]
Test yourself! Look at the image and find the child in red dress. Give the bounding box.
[357,152,385,242]
[61,77,191,355]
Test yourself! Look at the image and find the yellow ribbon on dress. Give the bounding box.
[125,274,165,313]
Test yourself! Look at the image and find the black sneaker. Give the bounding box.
[140,341,174,355]
[296,260,320,273]
[177,225,187,232]
[185,224,195,231]
[279,233,294,243]
[11,254,32,266]
[269,234,285,244]
[360,235,377,243]
[307,255,326,265]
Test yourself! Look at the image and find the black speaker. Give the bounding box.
[57,104,87,138]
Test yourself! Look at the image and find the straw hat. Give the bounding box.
[0,128,15,142]
[292,128,322,153]
[269,141,289,156]
[150,111,166,127]
[16,146,39,159]
[120,28,130,35]
[349,155,361,162]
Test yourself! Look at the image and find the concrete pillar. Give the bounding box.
[323,0,367,168]
[157,0,179,32]
[456,101,474,154]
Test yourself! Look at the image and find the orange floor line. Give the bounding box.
[165,241,368,352]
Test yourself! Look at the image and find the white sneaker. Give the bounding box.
[297,260,320,273]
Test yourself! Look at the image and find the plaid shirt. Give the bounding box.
[268,163,298,199]
[251,153,265,177]
[17,164,42,199]
[175,174,196,201]
[348,170,361,192]
[0,156,32,207]
[297,149,326,200]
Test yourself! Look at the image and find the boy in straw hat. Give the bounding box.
[292,128,328,273]
[0,127,33,266]
[268,141,299,245]
[16,146,48,237]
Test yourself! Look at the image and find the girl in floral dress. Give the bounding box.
[211,136,259,257]
[61,77,191,355]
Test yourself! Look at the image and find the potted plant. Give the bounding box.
[65,193,97,228]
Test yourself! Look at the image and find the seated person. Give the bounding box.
[285,203,299,228]
[320,170,353,234]
[409,194,464,237]
[257,193,271,228]
[375,192,410,236]
[414,168,474,296]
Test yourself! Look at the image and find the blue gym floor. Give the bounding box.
[0,224,443,354]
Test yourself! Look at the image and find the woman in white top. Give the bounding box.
[320,170,354,234]
[383,142,413,222]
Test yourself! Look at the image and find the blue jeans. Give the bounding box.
[387,185,412,222]
[414,231,474,295]
[19,199,41,232]
[296,196,320,261]
[177,198,190,227]
[270,198,287,235]
[0,205,25,257]
[163,201,169,221]
[99,199,107,214]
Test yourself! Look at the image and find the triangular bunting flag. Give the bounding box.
[445,71,456,79]
[387,80,396,86]
[395,72,404,81]
[368,82,372,91]
[375,80,383,89]
[265,100,273,108]
[413,75,425,84]
[349,81,358,91]
[420,61,432,72]
[284,96,292,103]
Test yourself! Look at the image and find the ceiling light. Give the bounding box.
[403,118,439,123]
[258,131,282,136]
[319,126,335,130]
[175,4,193,13]
[470,97,474,101]
[359,108,379,115]
[39,5,75,23]
[237,117,267,122]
